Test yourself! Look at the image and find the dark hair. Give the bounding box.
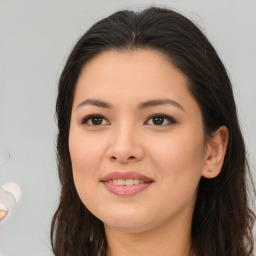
[51,6,255,256]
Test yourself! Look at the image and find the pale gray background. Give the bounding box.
[0,0,255,255]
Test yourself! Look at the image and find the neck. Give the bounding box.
[104,212,193,256]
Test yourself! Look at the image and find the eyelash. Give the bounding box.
[80,113,176,126]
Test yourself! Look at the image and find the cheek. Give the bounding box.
[69,128,104,167]
[151,129,204,165]
[146,132,205,217]
[147,127,205,191]
[68,129,106,194]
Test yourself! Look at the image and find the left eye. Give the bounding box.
[145,114,176,126]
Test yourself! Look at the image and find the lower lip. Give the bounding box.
[103,182,153,196]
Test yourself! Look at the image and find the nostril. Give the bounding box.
[110,155,136,163]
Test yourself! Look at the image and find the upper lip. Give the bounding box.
[101,171,154,182]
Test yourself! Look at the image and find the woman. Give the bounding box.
[51,7,255,256]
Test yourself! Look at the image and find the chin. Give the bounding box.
[98,209,152,233]
[105,220,152,234]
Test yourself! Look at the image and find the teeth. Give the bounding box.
[117,179,126,186]
[110,179,144,186]
[134,179,140,184]
[125,179,133,186]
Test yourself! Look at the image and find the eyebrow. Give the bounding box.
[76,99,113,110]
[76,98,184,111]
[138,99,184,111]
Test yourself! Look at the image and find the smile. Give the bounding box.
[107,179,146,186]
[101,171,154,196]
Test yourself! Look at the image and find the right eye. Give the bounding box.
[81,114,110,126]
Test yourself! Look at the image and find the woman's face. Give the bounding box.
[69,49,208,233]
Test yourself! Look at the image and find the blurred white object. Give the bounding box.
[2,182,22,203]
[0,183,21,222]
[0,202,8,221]
[0,187,16,222]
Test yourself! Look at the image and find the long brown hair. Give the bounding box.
[51,7,255,256]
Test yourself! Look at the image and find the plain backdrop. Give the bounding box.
[0,0,255,255]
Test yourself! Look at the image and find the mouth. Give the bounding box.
[101,171,154,196]
[106,179,151,186]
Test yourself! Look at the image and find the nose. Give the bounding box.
[107,126,144,164]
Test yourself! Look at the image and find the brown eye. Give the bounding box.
[145,114,176,126]
[81,115,110,126]
[152,116,164,125]
[91,117,103,125]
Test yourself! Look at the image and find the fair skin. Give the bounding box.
[69,49,228,256]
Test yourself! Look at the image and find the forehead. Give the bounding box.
[74,49,191,100]
[79,49,181,78]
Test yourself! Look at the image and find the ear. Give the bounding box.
[202,126,229,179]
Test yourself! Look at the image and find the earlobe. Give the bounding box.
[202,126,229,179]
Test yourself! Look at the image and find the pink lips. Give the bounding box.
[101,171,154,196]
